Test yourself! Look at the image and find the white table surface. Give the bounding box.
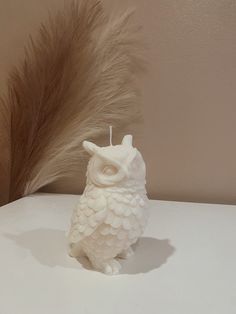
[0,193,235,314]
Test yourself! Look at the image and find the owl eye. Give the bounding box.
[102,165,118,175]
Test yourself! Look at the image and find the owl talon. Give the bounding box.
[103,259,121,275]
[118,247,134,259]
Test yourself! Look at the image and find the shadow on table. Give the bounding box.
[121,237,175,274]
[5,229,175,275]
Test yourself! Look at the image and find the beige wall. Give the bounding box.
[0,0,236,204]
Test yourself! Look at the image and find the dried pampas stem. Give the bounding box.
[0,0,144,203]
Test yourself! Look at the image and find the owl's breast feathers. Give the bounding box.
[68,183,149,244]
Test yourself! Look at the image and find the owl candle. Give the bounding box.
[68,134,149,275]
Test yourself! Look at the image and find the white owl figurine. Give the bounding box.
[68,134,149,275]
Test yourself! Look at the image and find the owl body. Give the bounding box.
[68,135,149,275]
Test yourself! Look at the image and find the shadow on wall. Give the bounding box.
[5,229,175,275]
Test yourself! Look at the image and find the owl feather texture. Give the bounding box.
[68,135,149,275]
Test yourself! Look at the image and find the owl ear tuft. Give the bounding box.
[122,135,133,147]
[83,141,99,155]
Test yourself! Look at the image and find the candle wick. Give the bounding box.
[109,125,113,146]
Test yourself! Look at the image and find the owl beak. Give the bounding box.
[122,149,138,179]
[123,167,130,178]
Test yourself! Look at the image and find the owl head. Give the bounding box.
[83,135,146,187]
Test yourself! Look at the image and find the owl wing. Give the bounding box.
[103,190,149,243]
[68,191,107,244]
